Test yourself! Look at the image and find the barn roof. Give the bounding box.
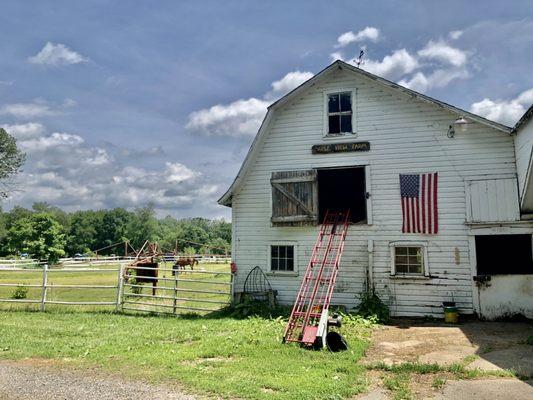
[513,104,533,133]
[218,60,513,207]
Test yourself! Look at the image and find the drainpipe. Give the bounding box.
[367,239,374,292]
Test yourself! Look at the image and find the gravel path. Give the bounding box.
[0,360,197,400]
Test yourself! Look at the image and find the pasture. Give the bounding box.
[0,261,232,314]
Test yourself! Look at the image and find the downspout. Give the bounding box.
[367,239,374,292]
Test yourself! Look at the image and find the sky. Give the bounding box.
[1,1,532,220]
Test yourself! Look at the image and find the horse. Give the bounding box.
[124,262,158,295]
[172,257,198,275]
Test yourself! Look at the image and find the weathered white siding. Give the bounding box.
[232,67,518,317]
[514,118,533,212]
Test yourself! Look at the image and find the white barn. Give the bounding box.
[219,60,533,319]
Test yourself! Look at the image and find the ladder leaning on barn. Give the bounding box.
[283,209,350,347]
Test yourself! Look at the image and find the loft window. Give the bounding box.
[317,167,367,223]
[390,242,429,277]
[327,92,353,135]
[270,244,295,272]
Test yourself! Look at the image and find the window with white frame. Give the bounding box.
[326,91,354,135]
[390,242,429,276]
[269,243,297,273]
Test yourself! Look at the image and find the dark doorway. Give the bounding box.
[318,167,366,223]
[475,234,533,275]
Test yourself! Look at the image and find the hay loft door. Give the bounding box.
[271,170,318,226]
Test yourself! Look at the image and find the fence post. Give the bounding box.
[172,270,179,315]
[40,264,48,312]
[115,264,124,312]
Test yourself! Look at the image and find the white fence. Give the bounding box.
[0,262,233,315]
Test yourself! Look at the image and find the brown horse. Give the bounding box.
[172,257,198,275]
[125,262,158,295]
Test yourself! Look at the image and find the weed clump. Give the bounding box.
[355,291,390,323]
[10,286,28,300]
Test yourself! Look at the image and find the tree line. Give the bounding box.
[0,202,231,263]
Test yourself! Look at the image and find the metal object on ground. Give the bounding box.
[243,266,276,306]
[283,209,350,347]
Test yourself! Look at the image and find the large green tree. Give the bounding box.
[7,213,66,263]
[0,128,25,199]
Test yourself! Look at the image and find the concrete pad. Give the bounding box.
[433,379,533,400]
[468,345,533,377]
[354,388,389,400]
[378,340,422,350]
[419,345,476,366]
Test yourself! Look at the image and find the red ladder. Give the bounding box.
[283,209,350,346]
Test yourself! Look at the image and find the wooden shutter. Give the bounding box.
[271,170,318,226]
[466,178,520,222]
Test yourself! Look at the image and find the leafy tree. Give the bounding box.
[66,210,100,255]
[97,208,133,254]
[125,205,158,250]
[7,213,66,263]
[0,128,25,199]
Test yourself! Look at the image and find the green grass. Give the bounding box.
[0,310,371,399]
[382,373,412,400]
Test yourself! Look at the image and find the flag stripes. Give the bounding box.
[400,173,438,234]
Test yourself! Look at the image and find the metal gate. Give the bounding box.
[119,264,233,315]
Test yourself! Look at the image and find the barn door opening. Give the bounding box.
[271,170,318,226]
[318,167,368,224]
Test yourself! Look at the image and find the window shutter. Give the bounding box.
[271,170,318,226]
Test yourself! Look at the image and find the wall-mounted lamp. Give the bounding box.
[447,116,470,138]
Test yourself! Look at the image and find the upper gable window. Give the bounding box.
[325,91,355,136]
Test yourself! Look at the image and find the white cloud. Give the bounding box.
[449,30,463,40]
[418,40,467,67]
[399,68,469,93]
[336,27,380,47]
[28,42,87,66]
[8,123,221,214]
[269,71,314,97]
[187,70,313,138]
[0,122,45,140]
[470,88,533,126]
[362,49,419,80]
[0,101,56,118]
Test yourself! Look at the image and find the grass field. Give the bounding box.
[0,310,372,400]
[0,262,232,314]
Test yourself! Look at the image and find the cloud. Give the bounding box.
[470,88,533,126]
[336,27,380,47]
[8,124,221,214]
[267,71,314,98]
[362,49,419,80]
[399,68,470,93]
[0,101,56,118]
[418,40,467,67]
[28,42,88,66]
[187,70,313,138]
[449,30,463,40]
[0,122,45,140]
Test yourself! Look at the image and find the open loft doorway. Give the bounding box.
[317,166,367,224]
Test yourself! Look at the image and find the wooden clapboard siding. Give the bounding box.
[515,117,533,212]
[231,67,519,317]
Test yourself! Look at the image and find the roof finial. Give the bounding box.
[354,49,365,68]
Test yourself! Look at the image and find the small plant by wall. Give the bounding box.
[355,291,390,323]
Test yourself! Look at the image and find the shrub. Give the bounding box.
[10,286,28,299]
[355,291,390,323]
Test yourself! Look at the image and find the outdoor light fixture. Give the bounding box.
[447,116,470,138]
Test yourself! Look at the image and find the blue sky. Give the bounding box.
[1,1,532,219]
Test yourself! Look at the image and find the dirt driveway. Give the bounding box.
[359,320,533,399]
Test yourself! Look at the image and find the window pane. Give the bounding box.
[286,246,293,258]
[271,258,278,271]
[278,258,286,271]
[271,246,278,258]
[396,255,408,264]
[328,94,340,113]
[407,247,420,256]
[396,247,408,255]
[329,116,340,134]
[408,255,420,265]
[340,114,352,133]
[396,264,409,273]
[286,258,294,271]
[409,264,422,274]
[340,92,351,112]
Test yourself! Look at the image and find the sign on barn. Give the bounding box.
[311,141,370,154]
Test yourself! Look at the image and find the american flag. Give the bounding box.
[399,173,438,234]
